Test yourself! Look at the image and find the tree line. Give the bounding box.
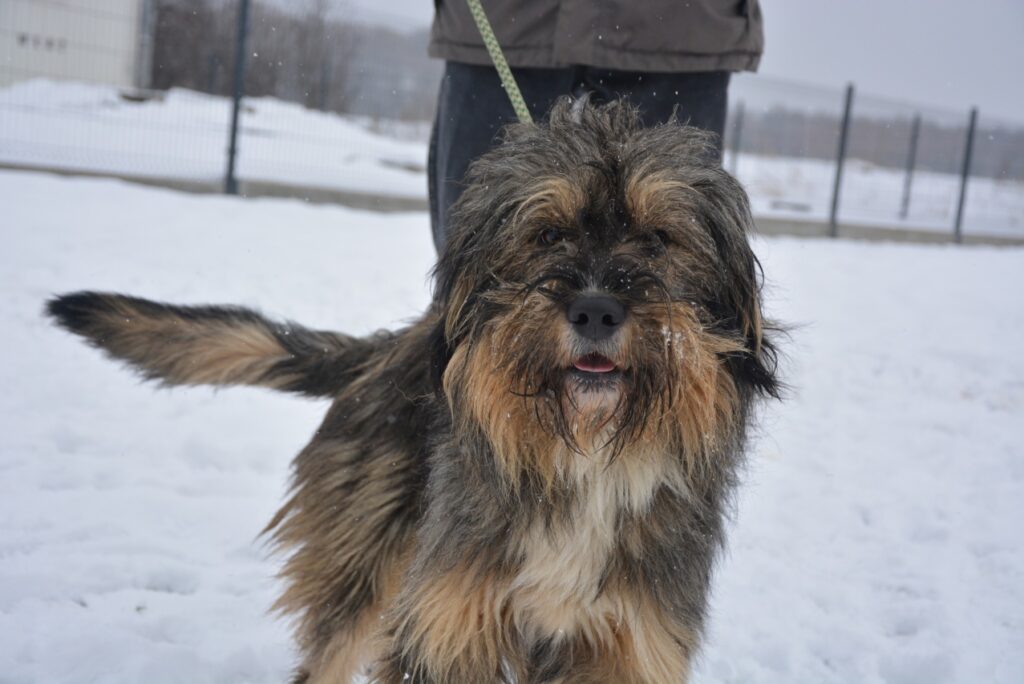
[149,0,1021,180]
[150,0,439,120]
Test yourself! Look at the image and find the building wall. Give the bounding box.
[0,0,142,88]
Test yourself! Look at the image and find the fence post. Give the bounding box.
[729,100,744,175]
[899,113,921,220]
[225,0,252,195]
[319,52,331,111]
[134,0,157,89]
[953,107,978,243]
[829,83,854,238]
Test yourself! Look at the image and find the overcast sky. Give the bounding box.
[344,0,1024,123]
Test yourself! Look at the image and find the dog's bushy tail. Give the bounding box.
[47,291,381,399]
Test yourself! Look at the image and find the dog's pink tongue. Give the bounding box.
[574,354,616,373]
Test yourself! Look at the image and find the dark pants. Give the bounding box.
[428,62,731,252]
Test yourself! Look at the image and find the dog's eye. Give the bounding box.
[537,228,566,246]
[634,229,671,249]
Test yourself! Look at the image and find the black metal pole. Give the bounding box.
[319,53,331,111]
[899,113,921,220]
[225,0,251,195]
[729,100,744,175]
[135,0,156,89]
[953,107,978,244]
[829,83,854,238]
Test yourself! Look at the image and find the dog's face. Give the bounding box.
[434,100,777,477]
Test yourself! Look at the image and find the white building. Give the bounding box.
[0,0,151,89]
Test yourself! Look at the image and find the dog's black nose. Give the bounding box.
[567,295,626,340]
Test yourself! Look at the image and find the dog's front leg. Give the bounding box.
[520,602,696,684]
[369,564,513,684]
[527,620,695,684]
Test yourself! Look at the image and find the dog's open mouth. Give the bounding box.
[572,352,617,374]
[565,352,618,389]
[568,353,623,397]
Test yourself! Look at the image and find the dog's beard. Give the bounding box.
[565,366,623,415]
[445,290,745,481]
[482,307,673,458]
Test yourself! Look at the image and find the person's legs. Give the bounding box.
[584,68,731,145]
[429,65,731,252]
[429,62,575,253]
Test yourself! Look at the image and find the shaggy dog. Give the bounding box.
[48,99,779,683]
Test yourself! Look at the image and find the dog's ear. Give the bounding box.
[429,211,484,384]
[694,175,781,398]
[726,248,780,399]
[431,196,504,354]
[426,312,453,394]
[430,226,492,396]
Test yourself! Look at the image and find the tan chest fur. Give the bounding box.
[508,447,679,647]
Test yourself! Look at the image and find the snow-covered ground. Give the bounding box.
[729,153,1024,237]
[2,169,1023,683]
[0,80,427,198]
[2,80,1022,237]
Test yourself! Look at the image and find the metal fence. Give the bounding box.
[0,0,437,210]
[2,0,1023,241]
[724,76,1024,242]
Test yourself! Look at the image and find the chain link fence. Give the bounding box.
[2,0,1023,240]
[725,76,1024,242]
[0,0,437,209]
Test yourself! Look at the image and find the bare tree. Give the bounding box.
[282,0,358,112]
[151,0,222,92]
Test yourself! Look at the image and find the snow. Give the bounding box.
[729,153,1024,237]
[2,169,1023,683]
[2,80,1022,238]
[0,80,428,198]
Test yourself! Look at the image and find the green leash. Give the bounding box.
[464,0,534,125]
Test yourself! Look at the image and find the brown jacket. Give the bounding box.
[429,0,763,73]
